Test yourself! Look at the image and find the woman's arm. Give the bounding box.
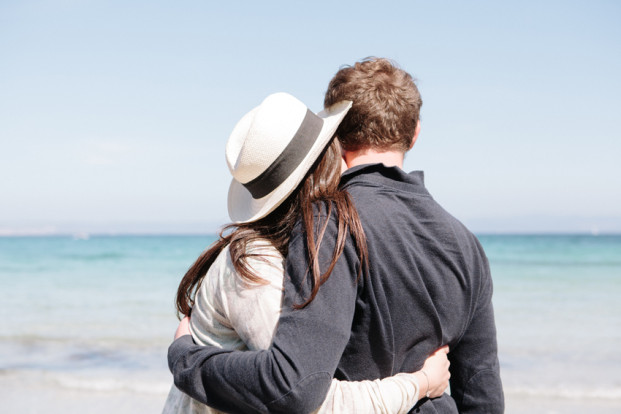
[316,346,450,414]
[318,374,421,414]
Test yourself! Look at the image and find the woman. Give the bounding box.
[163,93,450,413]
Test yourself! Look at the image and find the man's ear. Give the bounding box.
[409,121,421,150]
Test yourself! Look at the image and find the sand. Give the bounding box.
[0,371,168,414]
[2,369,621,414]
[3,379,621,414]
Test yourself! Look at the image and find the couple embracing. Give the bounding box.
[164,57,504,414]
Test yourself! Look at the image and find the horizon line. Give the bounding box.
[1,231,620,238]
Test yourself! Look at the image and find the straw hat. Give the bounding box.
[226,92,352,223]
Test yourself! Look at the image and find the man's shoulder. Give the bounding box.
[341,167,485,260]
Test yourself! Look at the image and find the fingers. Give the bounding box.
[435,345,449,354]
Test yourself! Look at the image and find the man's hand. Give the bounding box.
[175,316,191,340]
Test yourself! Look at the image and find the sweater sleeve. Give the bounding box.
[448,243,505,414]
[168,216,362,414]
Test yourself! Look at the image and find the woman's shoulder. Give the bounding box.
[207,239,283,289]
[239,239,284,285]
[193,239,283,313]
[244,238,282,257]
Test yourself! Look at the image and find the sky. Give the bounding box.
[1,0,620,235]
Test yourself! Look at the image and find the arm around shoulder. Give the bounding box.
[168,333,334,414]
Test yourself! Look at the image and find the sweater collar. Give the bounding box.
[340,163,430,197]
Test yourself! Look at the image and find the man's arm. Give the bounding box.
[448,246,504,413]
[168,217,360,414]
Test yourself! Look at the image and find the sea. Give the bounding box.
[0,234,620,412]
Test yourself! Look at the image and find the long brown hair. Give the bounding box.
[175,137,368,317]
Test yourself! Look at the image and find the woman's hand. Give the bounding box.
[416,345,450,399]
[174,316,191,340]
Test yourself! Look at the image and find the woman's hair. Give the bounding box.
[175,137,368,317]
[324,57,422,152]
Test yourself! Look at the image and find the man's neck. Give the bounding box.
[343,148,406,169]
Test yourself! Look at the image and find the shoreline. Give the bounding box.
[3,369,621,414]
[2,378,621,414]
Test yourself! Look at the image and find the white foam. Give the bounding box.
[505,385,621,400]
[51,372,171,395]
[1,370,172,396]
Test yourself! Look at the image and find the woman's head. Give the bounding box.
[225,92,352,223]
[231,136,345,257]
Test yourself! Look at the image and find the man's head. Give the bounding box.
[324,57,422,153]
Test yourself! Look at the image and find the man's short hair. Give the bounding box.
[324,57,422,152]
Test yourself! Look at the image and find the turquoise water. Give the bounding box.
[0,235,213,395]
[480,234,621,400]
[0,234,620,400]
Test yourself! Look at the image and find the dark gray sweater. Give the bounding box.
[168,164,504,413]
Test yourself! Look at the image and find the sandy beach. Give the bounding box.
[3,370,621,414]
[0,370,169,414]
[505,394,621,414]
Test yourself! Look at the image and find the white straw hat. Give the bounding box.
[226,92,352,223]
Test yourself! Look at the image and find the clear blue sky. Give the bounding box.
[1,0,620,234]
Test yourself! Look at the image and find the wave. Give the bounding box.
[4,368,621,401]
[54,374,171,395]
[505,385,621,400]
[491,258,621,267]
[59,252,128,261]
[0,334,169,348]
[0,369,171,395]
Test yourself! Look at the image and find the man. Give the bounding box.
[168,57,504,413]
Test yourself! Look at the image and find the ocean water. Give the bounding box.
[0,234,620,409]
[480,234,621,402]
[0,235,210,398]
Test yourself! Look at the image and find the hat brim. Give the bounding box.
[227,100,352,223]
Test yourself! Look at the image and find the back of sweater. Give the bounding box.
[337,164,504,413]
